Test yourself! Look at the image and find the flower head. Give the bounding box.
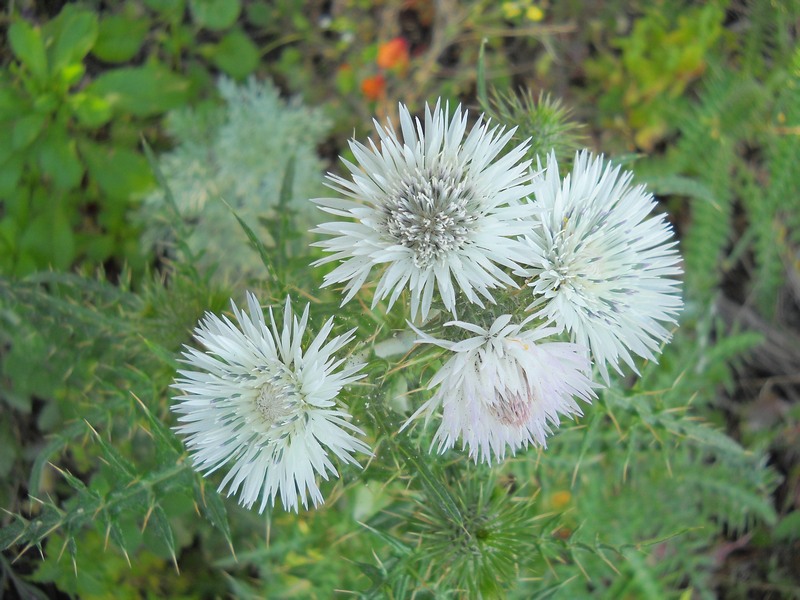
[405,316,595,464]
[172,293,369,513]
[521,151,683,381]
[312,101,537,320]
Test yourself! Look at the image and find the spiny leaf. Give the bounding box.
[359,521,412,556]
[224,198,276,281]
[85,421,136,478]
[131,391,184,457]
[0,516,27,551]
[28,420,86,495]
[150,504,178,572]
[621,548,668,600]
[104,518,130,567]
[194,480,234,556]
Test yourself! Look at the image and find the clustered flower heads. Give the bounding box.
[173,100,683,510]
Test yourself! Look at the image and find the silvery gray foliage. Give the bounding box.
[140,77,331,283]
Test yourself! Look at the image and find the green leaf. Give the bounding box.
[642,174,717,206]
[131,390,184,456]
[245,1,272,27]
[209,30,259,79]
[51,464,91,495]
[149,504,177,569]
[773,510,800,543]
[477,38,489,112]
[86,422,137,479]
[12,113,47,149]
[80,140,154,199]
[86,63,191,117]
[104,518,130,564]
[0,420,17,478]
[622,548,667,600]
[144,0,186,19]
[0,516,26,551]
[37,129,84,191]
[19,207,75,270]
[28,421,86,494]
[44,6,98,75]
[225,199,276,280]
[190,0,241,30]
[0,84,28,120]
[93,15,150,63]
[68,92,113,128]
[9,20,48,83]
[194,481,234,552]
[359,521,412,556]
[0,156,24,196]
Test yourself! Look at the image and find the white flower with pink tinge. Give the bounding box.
[405,316,595,464]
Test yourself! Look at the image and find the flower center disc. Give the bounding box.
[383,167,478,268]
[255,379,298,429]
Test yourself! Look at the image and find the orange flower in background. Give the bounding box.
[360,74,386,101]
[377,37,409,70]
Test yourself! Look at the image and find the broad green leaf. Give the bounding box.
[12,113,47,149]
[31,91,59,114]
[190,0,241,30]
[93,15,150,63]
[37,129,84,191]
[80,140,154,199]
[0,420,17,478]
[86,63,191,117]
[44,6,98,75]
[0,145,25,192]
[69,91,113,128]
[143,0,185,19]
[19,208,75,270]
[245,1,272,27]
[0,84,27,120]
[56,63,86,89]
[209,30,259,79]
[80,234,114,262]
[8,20,48,83]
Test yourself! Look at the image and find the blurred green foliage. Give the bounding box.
[586,2,727,150]
[1,0,799,597]
[1,5,185,275]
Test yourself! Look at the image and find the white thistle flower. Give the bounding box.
[172,293,369,513]
[312,101,538,320]
[404,316,595,464]
[521,151,683,382]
